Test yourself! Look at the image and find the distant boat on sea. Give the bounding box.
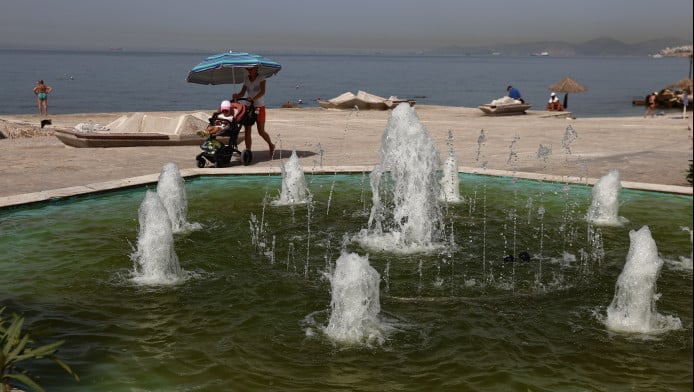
[650,53,663,58]
[531,51,550,56]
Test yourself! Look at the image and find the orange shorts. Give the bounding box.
[255,106,266,123]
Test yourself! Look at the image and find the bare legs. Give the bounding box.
[244,120,275,158]
[644,106,655,119]
[37,98,49,116]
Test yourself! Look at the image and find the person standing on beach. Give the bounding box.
[233,66,276,158]
[507,85,524,103]
[32,80,53,116]
[644,92,657,118]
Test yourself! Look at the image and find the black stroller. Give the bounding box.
[195,99,256,168]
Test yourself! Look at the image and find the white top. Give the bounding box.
[243,75,266,107]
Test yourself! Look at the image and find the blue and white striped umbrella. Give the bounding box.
[186,51,282,85]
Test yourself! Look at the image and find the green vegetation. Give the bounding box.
[1,307,78,392]
[687,160,693,185]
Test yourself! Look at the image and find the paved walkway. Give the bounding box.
[1,105,691,208]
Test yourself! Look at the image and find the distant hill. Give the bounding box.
[422,37,692,57]
[574,37,636,56]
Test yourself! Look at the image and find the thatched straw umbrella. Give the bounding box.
[548,76,587,109]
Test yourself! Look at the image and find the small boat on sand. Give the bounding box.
[478,103,532,116]
[318,90,415,110]
[53,112,220,148]
[53,129,209,148]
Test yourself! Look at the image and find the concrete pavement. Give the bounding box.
[1,105,691,208]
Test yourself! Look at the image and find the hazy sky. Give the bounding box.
[2,0,692,52]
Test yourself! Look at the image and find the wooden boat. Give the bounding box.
[318,92,361,109]
[52,112,229,148]
[317,99,343,109]
[318,91,415,110]
[478,103,532,116]
[53,128,241,148]
[52,128,216,148]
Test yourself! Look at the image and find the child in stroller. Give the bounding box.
[196,99,256,168]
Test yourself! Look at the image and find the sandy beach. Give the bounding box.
[0,105,692,207]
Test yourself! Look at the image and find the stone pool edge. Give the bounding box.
[1,165,691,209]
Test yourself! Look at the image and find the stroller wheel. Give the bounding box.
[242,150,253,166]
[196,157,206,168]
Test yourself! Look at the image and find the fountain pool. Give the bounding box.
[0,173,691,391]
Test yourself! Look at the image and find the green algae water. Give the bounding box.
[0,174,691,391]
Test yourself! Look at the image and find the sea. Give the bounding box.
[0,49,690,117]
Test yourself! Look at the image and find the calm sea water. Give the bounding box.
[0,49,689,117]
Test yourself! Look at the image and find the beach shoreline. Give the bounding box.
[1,105,692,207]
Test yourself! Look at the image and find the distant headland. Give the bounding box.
[420,37,692,57]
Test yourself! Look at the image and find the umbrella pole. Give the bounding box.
[563,93,568,109]
[232,72,237,100]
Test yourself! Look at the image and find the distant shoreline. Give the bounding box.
[1,42,691,58]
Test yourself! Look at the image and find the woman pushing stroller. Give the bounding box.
[232,66,276,158]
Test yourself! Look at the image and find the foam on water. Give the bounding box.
[156,163,201,233]
[586,169,628,226]
[130,190,183,285]
[605,226,682,334]
[272,150,310,206]
[354,103,445,253]
[323,252,385,345]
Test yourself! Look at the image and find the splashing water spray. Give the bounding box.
[353,103,445,253]
[130,191,183,285]
[156,163,201,233]
[586,169,628,226]
[604,226,682,334]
